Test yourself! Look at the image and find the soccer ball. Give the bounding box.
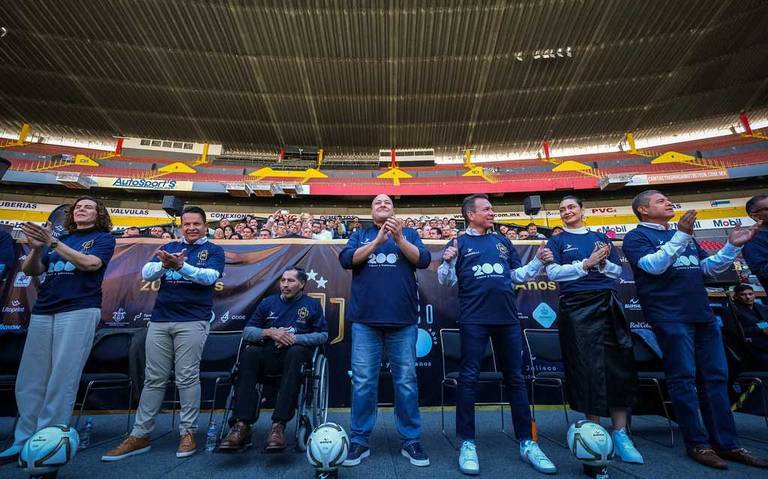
[19,425,80,475]
[567,420,614,466]
[306,422,349,472]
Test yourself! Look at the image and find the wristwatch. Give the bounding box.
[50,239,59,250]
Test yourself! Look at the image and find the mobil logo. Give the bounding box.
[712,218,742,228]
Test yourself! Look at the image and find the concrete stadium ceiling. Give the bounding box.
[1,0,768,154]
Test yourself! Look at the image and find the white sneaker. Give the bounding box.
[520,439,557,474]
[458,440,480,475]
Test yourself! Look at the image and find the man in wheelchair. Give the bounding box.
[732,283,768,366]
[219,267,328,452]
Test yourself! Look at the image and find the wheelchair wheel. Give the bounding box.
[311,354,329,427]
[295,414,312,452]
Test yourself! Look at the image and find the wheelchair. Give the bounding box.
[217,338,329,451]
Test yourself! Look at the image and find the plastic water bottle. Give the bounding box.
[205,423,218,452]
[80,417,93,449]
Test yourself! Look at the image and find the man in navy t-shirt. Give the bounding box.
[104,206,225,462]
[438,194,557,476]
[338,194,432,467]
[742,194,768,292]
[623,189,767,470]
[219,267,327,452]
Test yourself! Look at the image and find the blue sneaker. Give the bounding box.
[342,443,370,467]
[458,440,480,475]
[612,428,644,464]
[401,441,430,467]
[0,444,21,466]
[520,440,557,474]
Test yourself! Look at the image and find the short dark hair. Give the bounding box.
[181,206,206,223]
[746,195,768,215]
[461,194,489,222]
[560,195,583,208]
[312,220,322,226]
[526,222,537,228]
[242,226,253,234]
[733,283,754,294]
[552,226,564,232]
[284,267,308,284]
[432,227,443,235]
[631,189,663,221]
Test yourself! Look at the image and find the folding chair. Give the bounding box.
[0,331,26,447]
[631,333,675,447]
[522,328,569,447]
[196,331,241,431]
[439,328,508,448]
[721,297,768,434]
[75,330,134,448]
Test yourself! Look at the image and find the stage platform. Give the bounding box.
[1,409,766,478]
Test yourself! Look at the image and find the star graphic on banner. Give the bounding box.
[307,269,318,281]
[316,277,328,289]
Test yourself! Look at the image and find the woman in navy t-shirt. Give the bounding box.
[544,196,643,464]
[0,196,115,466]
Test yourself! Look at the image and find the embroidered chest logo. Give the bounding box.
[80,239,94,253]
[496,242,509,259]
[197,249,208,262]
[297,306,309,322]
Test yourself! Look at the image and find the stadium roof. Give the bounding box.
[1,0,767,154]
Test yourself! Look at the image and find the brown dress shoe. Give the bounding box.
[687,446,727,469]
[714,448,768,468]
[219,421,252,451]
[101,435,151,462]
[176,432,197,458]
[265,422,286,451]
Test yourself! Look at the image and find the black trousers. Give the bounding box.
[231,342,313,425]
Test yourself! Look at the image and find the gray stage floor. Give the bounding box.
[1,409,767,478]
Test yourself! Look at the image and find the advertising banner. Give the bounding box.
[3,239,662,408]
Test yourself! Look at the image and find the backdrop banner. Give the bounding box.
[0,238,731,410]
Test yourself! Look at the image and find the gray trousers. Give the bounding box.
[14,308,101,446]
[132,321,210,437]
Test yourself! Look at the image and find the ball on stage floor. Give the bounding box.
[567,420,614,466]
[306,422,349,472]
[19,425,79,475]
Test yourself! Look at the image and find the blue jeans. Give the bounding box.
[350,323,421,447]
[457,323,532,442]
[653,321,738,449]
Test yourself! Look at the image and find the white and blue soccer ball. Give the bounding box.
[567,420,614,466]
[19,425,80,475]
[306,422,349,472]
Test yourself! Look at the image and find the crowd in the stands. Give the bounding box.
[120,209,563,241]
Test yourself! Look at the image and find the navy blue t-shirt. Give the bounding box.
[246,293,327,335]
[0,230,16,281]
[339,225,431,326]
[547,230,620,294]
[742,229,768,291]
[622,225,713,324]
[150,240,225,322]
[33,229,116,314]
[451,233,523,325]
